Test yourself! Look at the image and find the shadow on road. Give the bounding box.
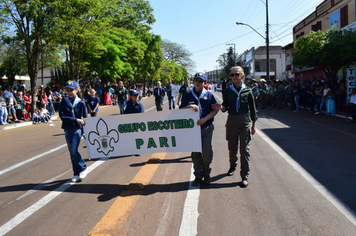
[256,107,356,214]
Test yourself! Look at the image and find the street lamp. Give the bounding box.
[226,43,236,66]
[236,0,269,81]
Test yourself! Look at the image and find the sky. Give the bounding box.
[148,0,324,74]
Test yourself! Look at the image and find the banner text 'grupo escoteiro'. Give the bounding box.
[84,109,202,159]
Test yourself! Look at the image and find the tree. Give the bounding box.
[0,38,27,86]
[216,47,236,81]
[293,29,356,88]
[110,0,155,33]
[158,60,184,85]
[83,27,146,85]
[161,39,195,75]
[0,0,56,113]
[136,33,163,95]
[52,0,113,81]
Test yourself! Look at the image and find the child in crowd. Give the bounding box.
[87,89,100,117]
[40,103,52,123]
[32,107,41,124]
[124,90,144,114]
[326,90,336,116]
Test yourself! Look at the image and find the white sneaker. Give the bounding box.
[79,168,88,179]
[315,112,320,115]
[241,179,248,187]
[71,175,81,183]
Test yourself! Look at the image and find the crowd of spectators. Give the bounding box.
[1,77,354,126]
[244,76,355,120]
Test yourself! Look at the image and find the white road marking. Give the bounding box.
[0,101,162,234]
[0,144,68,177]
[256,129,356,227]
[2,170,71,209]
[179,165,200,236]
[0,156,110,235]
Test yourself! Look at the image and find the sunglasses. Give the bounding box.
[230,73,242,77]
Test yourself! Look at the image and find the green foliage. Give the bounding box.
[136,33,163,82]
[110,0,155,33]
[158,60,184,85]
[161,39,195,74]
[216,47,236,80]
[293,29,356,85]
[83,27,147,85]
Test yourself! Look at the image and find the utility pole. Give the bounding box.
[266,0,270,81]
[226,43,236,66]
[236,0,269,81]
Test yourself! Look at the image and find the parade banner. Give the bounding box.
[347,68,356,102]
[83,109,202,159]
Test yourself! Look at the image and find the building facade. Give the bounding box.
[236,46,286,81]
[292,0,356,80]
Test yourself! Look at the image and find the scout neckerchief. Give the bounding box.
[191,87,207,118]
[229,83,246,112]
[66,95,81,117]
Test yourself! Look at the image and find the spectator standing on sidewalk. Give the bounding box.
[216,66,257,188]
[314,80,324,114]
[258,79,267,109]
[345,88,356,120]
[292,81,301,113]
[326,90,336,116]
[154,81,165,111]
[4,85,20,123]
[0,90,8,125]
[307,83,316,113]
[115,81,128,114]
[180,72,218,186]
[23,90,31,120]
[315,82,330,115]
[59,80,88,183]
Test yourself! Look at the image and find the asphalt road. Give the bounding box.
[0,92,355,236]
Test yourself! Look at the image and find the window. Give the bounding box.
[255,60,275,72]
[340,5,348,28]
[311,21,322,31]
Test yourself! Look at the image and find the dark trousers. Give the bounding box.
[226,114,251,180]
[191,124,214,179]
[155,100,163,111]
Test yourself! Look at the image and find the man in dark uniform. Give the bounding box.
[153,81,165,111]
[214,66,258,187]
[180,72,219,186]
[115,81,128,114]
[177,77,190,106]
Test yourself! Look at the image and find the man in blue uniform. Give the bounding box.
[124,90,144,114]
[180,72,219,186]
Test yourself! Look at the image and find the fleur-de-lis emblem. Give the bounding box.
[88,118,119,156]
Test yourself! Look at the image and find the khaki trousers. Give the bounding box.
[226,113,251,180]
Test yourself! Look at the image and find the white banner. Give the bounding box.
[347,68,356,103]
[83,109,202,159]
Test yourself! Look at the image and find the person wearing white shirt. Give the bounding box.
[345,88,356,119]
[0,90,8,125]
[3,85,21,123]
